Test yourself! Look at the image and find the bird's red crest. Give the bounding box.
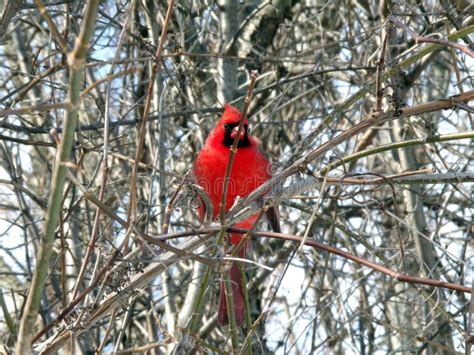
[219,104,249,126]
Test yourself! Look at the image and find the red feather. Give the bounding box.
[193,104,279,326]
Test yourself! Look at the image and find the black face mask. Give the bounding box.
[222,123,250,148]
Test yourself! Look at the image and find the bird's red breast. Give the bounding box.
[193,104,272,242]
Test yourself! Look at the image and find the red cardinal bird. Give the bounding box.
[194,104,280,326]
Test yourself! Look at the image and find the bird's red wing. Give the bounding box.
[254,147,281,234]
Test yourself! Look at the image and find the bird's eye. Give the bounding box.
[224,123,230,129]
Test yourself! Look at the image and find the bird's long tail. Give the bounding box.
[218,234,247,326]
[218,260,245,326]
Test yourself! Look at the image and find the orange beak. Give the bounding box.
[230,126,245,140]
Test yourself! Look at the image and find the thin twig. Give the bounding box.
[227,90,474,225]
[0,67,140,119]
[36,234,213,354]
[162,172,190,234]
[31,166,212,343]
[58,213,67,308]
[66,170,212,265]
[374,23,390,113]
[35,223,470,353]
[390,16,474,58]
[321,131,474,175]
[0,288,16,339]
[216,70,259,345]
[15,1,101,352]
[153,227,473,294]
[127,0,175,220]
[70,0,134,301]
[34,0,68,53]
[218,71,260,227]
[340,172,406,272]
[96,308,117,353]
